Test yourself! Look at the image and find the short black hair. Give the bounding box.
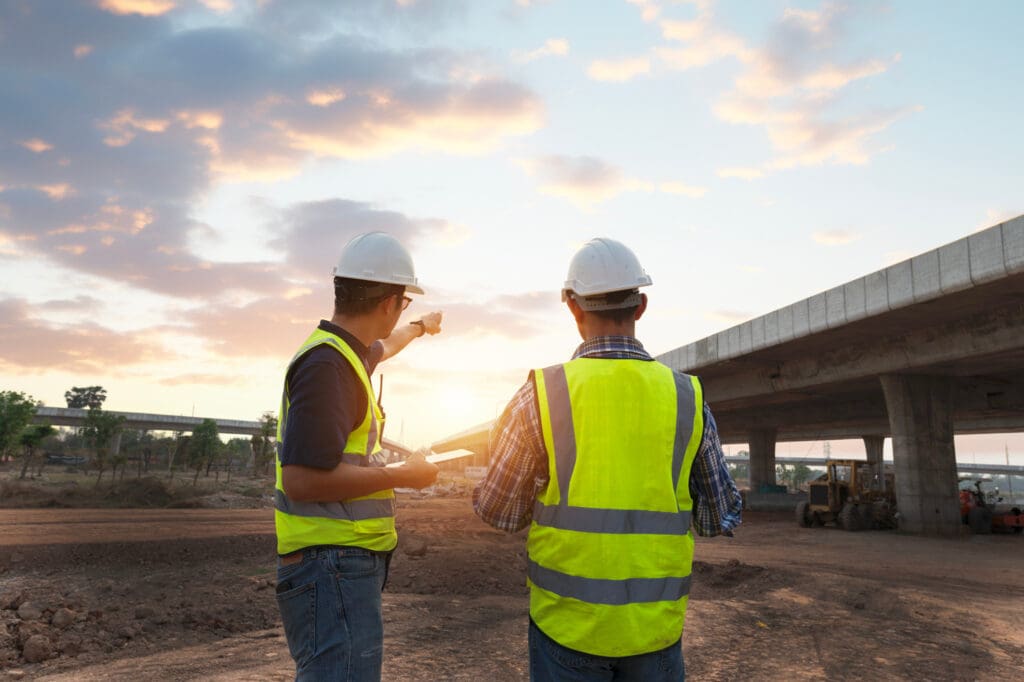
[333,277,404,316]
[589,305,640,324]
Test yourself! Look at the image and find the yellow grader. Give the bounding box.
[795,459,897,531]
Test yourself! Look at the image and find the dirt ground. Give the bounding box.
[1,480,1023,681]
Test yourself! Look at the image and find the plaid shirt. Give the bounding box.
[472,335,742,537]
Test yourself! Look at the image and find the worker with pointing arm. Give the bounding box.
[474,237,742,681]
[273,232,441,681]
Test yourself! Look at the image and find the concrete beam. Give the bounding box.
[699,302,1024,408]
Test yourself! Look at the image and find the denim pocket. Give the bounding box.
[276,578,317,667]
[326,547,379,578]
[537,626,592,669]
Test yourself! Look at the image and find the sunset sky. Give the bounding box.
[1,0,1021,462]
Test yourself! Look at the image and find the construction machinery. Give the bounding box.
[796,459,897,531]
[959,477,1024,534]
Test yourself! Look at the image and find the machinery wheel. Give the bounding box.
[860,503,876,530]
[796,501,812,528]
[839,503,862,531]
[967,506,993,535]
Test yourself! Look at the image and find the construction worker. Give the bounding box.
[474,237,742,681]
[274,231,441,681]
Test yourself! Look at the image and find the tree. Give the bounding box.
[190,419,221,485]
[252,412,278,477]
[727,462,748,483]
[65,386,107,409]
[776,463,815,491]
[19,424,55,479]
[0,391,39,463]
[169,434,190,481]
[224,438,252,482]
[81,408,126,485]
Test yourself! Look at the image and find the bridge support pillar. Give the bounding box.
[880,375,960,535]
[862,435,885,487]
[748,428,777,493]
[862,435,884,468]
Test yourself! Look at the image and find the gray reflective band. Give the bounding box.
[672,373,697,491]
[541,365,576,502]
[275,490,395,521]
[528,559,691,605]
[534,502,691,535]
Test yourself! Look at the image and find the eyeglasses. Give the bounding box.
[400,295,412,311]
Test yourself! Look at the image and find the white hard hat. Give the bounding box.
[561,238,651,306]
[333,232,424,294]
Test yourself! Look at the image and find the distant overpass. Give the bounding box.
[33,407,413,457]
[35,406,264,436]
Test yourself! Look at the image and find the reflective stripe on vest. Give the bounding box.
[274,328,396,555]
[527,358,704,658]
[527,560,693,605]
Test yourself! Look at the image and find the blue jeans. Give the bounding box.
[529,619,685,682]
[276,546,391,681]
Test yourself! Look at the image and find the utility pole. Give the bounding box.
[1007,444,1015,504]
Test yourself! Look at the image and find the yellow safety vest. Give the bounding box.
[527,358,704,657]
[274,328,397,555]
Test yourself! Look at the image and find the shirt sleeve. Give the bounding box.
[280,347,365,470]
[472,378,548,533]
[689,404,743,537]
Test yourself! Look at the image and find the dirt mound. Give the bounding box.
[690,558,793,600]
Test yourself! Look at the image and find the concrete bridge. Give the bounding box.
[656,215,1024,535]
[432,216,1024,536]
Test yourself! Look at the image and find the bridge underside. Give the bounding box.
[691,273,1024,536]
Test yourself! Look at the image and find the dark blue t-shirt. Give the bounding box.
[280,320,384,470]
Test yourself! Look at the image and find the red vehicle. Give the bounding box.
[959,478,1024,534]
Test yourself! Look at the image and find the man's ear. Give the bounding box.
[634,293,648,321]
[566,296,585,325]
[376,294,397,315]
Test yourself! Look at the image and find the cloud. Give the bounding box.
[518,155,704,207]
[0,298,157,372]
[270,198,445,280]
[811,229,860,246]
[0,2,541,303]
[37,295,105,313]
[976,208,1022,232]
[587,57,651,82]
[519,155,626,205]
[883,250,914,266]
[707,309,752,324]
[99,0,176,16]
[514,38,569,63]
[651,1,913,176]
[20,139,53,153]
[627,0,662,23]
